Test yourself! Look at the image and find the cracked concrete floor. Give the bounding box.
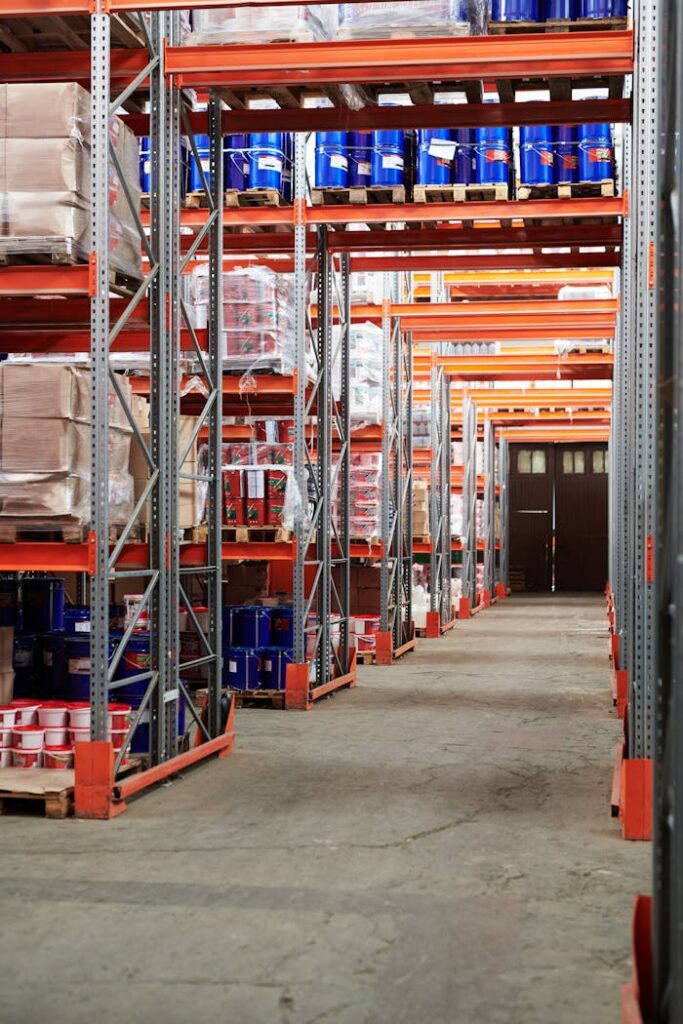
[0,594,648,1024]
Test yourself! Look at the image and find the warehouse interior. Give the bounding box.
[0,0,677,1022]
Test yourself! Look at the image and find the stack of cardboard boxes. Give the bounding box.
[412,480,430,539]
[128,407,200,530]
[0,364,134,526]
[0,81,141,277]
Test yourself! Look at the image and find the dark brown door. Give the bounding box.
[555,443,608,591]
[508,444,554,592]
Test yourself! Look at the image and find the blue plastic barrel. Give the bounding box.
[0,579,19,627]
[65,635,117,702]
[114,633,151,754]
[554,125,579,183]
[282,132,293,201]
[348,131,372,187]
[40,632,69,699]
[187,134,212,193]
[491,0,541,20]
[224,133,249,191]
[544,0,575,17]
[248,132,285,191]
[474,127,511,185]
[139,136,151,192]
[453,129,475,185]
[416,129,453,187]
[233,606,272,648]
[64,606,90,634]
[577,123,613,182]
[260,647,293,691]
[225,647,261,691]
[519,125,554,185]
[12,633,35,697]
[315,131,348,188]
[578,0,625,16]
[371,130,405,187]
[22,578,65,633]
[270,607,294,647]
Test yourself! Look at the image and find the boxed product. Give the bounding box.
[223,468,245,526]
[246,469,266,526]
[187,4,338,44]
[338,0,479,39]
[129,412,199,529]
[0,82,142,278]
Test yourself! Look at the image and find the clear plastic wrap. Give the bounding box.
[413,402,431,449]
[0,83,142,279]
[0,364,134,527]
[337,0,482,39]
[187,265,299,376]
[451,493,464,538]
[188,4,337,44]
[346,451,382,541]
[349,322,383,427]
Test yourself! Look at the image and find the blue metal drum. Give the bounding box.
[578,0,625,15]
[519,125,554,185]
[554,124,579,183]
[371,130,405,187]
[187,134,211,193]
[453,129,475,185]
[544,0,575,17]
[416,129,453,186]
[491,0,541,19]
[315,131,348,188]
[224,647,261,691]
[22,578,65,633]
[577,123,613,182]
[348,131,372,187]
[224,133,249,191]
[139,136,151,192]
[248,132,285,191]
[474,127,511,185]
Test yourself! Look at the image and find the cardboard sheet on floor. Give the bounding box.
[0,768,74,793]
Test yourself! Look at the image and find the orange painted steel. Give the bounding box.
[433,352,614,381]
[619,758,653,842]
[458,387,612,408]
[0,47,149,82]
[0,264,92,296]
[168,32,633,89]
[620,896,652,1024]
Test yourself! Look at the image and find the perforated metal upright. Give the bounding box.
[88,9,173,766]
[482,417,495,602]
[625,0,659,760]
[429,351,453,630]
[460,392,477,614]
[653,0,683,1011]
[380,273,414,654]
[172,73,224,741]
[498,437,509,592]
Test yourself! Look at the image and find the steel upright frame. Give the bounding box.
[460,392,477,616]
[482,417,495,605]
[498,437,509,593]
[379,273,414,658]
[429,352,453,632]
[651,0,683,1012]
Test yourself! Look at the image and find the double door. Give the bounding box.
[508,443,608,592]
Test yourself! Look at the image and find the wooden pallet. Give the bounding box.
[188,524,292,544]
[355,650,375,665]
[231,688,286,709]
[0,245,140,293]
[185,188,286,209]
[0,523,145,545]
[517,179,616,200]
[452,183,511,203]
[413,534,432,545]
[310,185,406,207]
[0,772,73,819]
[489,16,627,34]
[413,184,462,204]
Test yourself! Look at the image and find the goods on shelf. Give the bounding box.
[0,364,134,528]
[187,4,338,44]
[351,614,381,654]
[413,402,431,449]
[349,322,383,427]
[490,0,626,20]
[451,493,464,538]
[0,83,141,278]
[338,1,483,38]
[0,697,134,769]
[186,265,300,375]
[222,604,294,691]
[413,480,430,539]
[349,272,383,306]
[129,406,200,530]
[350,565,381,614]
[518,123,614,187]
[347,452,382,541]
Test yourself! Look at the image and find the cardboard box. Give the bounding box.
[130,415,198,528]
[4,82,91,142]
[4,138,88,194]
[0,418,85,474]
[267,468,287,498]
[0,363,87,420]
[267,501,285,527]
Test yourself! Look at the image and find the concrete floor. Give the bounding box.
[0,594,648,1024]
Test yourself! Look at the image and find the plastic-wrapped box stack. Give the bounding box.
[187,266,297,375]
[0,83,141,278]
[187,4,338,43]
[413,402,431,449]
[338,0,479,37]
[451,493,464,538]
[413,480,429,539]
[0,364,134,527]
[349,322,383,427]
[348,452,382,541]
[129,404,201,530]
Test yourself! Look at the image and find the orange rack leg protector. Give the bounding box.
[375,631,393,666]
[481,588,492,608]
[620,758,653,841]
[495,582,507,601]
[74,741,123,820]
[285,661,313,711]
[611,632,620,668]
[425,611,441,639]
[615,669,628,719]
[620,895,652,1024]
[458,596,472,619]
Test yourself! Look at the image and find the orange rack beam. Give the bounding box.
[427,352,614,381]
[167,31,633,89]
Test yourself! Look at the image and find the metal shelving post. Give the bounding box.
[428,350,453,635]
[482,416,495,605]
[378,273,414,662]
[460,392,477,617]
[498,437,509,595]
